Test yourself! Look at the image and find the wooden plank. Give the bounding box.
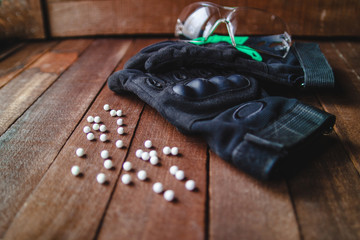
[47,0,360,37]
[3,85,143,240]
[287,132,360,240]
[0,39,92,136]
[0,41,57,88]
[284,42,360,239]
[96,104,207,240]
[0,0,45,39]
[0,38,131,238]
[209,152,300,240]
[317,42,360,173]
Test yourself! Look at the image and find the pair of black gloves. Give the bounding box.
[108,40,335,180]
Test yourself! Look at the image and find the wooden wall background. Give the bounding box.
[1,0,360,38]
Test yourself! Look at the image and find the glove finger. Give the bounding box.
[124,41,178,70]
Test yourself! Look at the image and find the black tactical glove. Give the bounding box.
[108,65,335,179]
[124,40,334,89]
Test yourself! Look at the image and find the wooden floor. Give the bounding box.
[0,38,359,240]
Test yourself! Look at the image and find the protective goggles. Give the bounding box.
[175,1,292,60]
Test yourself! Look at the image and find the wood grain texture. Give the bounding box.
[0,39,131,238]
[97,104,208,240]
[287,132,360,240]
[0,39,92,136]
[209,152,300,240]
[317,42,360,173]
[0,0,45,39]
[47,0,360,37]
[3,86,143,240]
[0,41,57,88]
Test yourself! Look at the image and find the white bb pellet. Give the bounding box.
[94,116,101,123]
[149,150,157,157]
[93,123,100,131]
[101,150,109,159]
[117,127,124,135]
[135,149,143,158]
[116,110,122,117]
[164,190,175,202]
[104,159,113,169]
[100,134,107,142]
[116,118,123,126]
[121,174,131,185]
[150,156,159,165]
[185,180,196,191]
[123,161,132,171]
[97,173,106,184]
[99,125,107,132]
[152,182,163,193]
[163,146,171,155]
[83,126,91,133]
[141,152,150,161]
[144,140,152,148]
[103,104,110,111]
[175,170,185,181]
[76,148,85,157]
[171,147,179,155]
[169,165,178,175]
[87,132,95,141]
[137,170,147,180]
[115,140,124,148]
[110,110,117,117]
[87,116,94,123]
[71,165,80,176]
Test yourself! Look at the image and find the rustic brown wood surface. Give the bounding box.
[0,38,359,240]
[46,0,360,37]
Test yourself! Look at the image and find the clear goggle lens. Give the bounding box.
[175,1,292,58]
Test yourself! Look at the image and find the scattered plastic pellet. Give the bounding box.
[135,149,143,158]
[110,110,117,117]
[87,116,94,123]
[100,134,107,142]
[171,147,179,155]
[137,170,147,180]
[123,161,132,171]
[93,123,100,131]
[163,146,171,155]
[115,140,124,148]
[152,182,163,193]
[97,173,106,184]
[141,152,150,161]
[122,174,131,185]
[164,190,175,202]
[83,126,91,133]
[104,159,113,169]
[116,118,123,126]
[87,132,95,141]
[149,150,157,157]
[175,170,185,181]
[116,110,122,117]
[76,148,85,157]
[144,140,152,148]
[150,156,159,165]
[169,165,178,175]
[103,104,110,111]
[94,116,101,123]
[71,166,80,176]
[99,125,107,132]
[185,180,196,191]
[117,127,124,135]
[101,150,109,159]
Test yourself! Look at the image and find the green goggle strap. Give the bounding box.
[190,35,262,62]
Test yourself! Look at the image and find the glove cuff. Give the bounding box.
[293,42,335,88]
[232,102,336,179]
